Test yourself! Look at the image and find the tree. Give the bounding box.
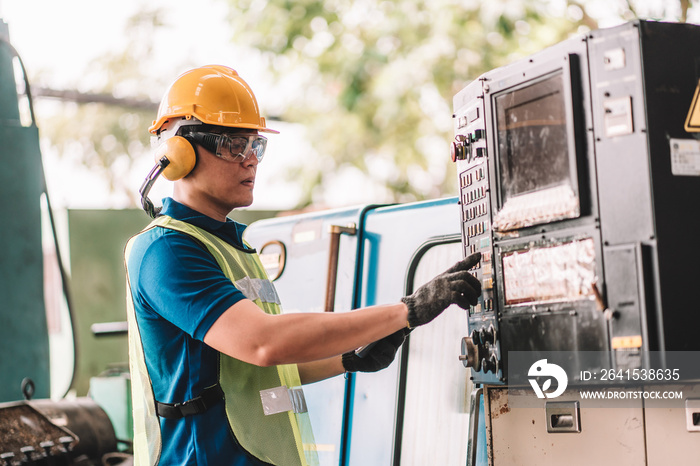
[31,0,698,209]
[225,0,697,207]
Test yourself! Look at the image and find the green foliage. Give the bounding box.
[40,103,152,204]
[223,0,699,207]
[226,0,592,206]
[32,0,699,209]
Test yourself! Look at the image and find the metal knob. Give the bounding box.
[460,337,481,371]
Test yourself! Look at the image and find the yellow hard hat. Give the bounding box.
[149,65,278,135]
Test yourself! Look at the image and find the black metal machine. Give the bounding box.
[0,399,124,466]
[454,20,700,385]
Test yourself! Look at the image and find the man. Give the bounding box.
[126,65,482,466]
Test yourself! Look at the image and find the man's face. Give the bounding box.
[181,130,262,217]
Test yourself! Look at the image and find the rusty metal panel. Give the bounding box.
[486,387,646,465]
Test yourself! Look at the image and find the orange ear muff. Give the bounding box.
[139,135,198,218]
[153,136,197,181]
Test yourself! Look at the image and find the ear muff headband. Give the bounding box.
[186,132,219,156]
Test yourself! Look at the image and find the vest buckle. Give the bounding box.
[156,384,224,419]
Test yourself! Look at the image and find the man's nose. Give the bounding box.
[241,150,259,166]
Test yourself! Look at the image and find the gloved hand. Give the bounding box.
[342,328,408,373]
[402,252,482,328]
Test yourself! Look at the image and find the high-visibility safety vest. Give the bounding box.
[125,215,319,466]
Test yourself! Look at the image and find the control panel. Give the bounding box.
[452,81,502,384]
[452,21,700,388]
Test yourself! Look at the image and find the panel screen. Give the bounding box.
[493,71,580,230]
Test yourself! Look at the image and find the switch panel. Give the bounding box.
[453,79,502,384]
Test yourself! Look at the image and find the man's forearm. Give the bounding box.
[204,299,409,367]
[297,356,345,385]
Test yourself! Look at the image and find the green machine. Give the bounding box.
[0,19,50,403]
[0,21,129,464]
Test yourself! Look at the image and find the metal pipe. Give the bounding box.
[323,224,357,312]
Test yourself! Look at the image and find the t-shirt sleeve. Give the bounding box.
[133,230,247,341]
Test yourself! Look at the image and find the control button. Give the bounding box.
[487,324,498,343]
[469,329,481,345]
[483,277,493,290]
[475,147,486,158]
[488,354,500,374]
[479,327,495,345]
[451,141,460,162]
[473,129,485,141]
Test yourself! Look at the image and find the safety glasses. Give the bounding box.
[188,132,268,163]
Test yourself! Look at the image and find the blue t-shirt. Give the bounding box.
[127,198,271,465]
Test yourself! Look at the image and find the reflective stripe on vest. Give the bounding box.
[125,215,319,466]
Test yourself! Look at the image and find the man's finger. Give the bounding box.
[444,252,481,274]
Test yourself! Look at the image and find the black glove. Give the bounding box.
[402,252,482,328]
[342,328,408,373]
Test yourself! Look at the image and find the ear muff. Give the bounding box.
[154,135,197,181]
[139,135,198,218]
